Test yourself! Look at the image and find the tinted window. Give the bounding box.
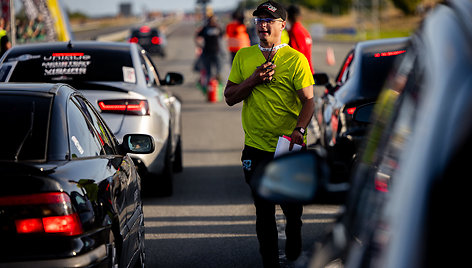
[74,96,116,155]
[0,94,52,161]
[67,97,104,158]
[5,48,135,83]
[360,50,406,94]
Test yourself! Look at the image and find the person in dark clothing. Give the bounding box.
[195,15,224,85]
[0,34,10,58]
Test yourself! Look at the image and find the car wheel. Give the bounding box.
[173,136,183,173]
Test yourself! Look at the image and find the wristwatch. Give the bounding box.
[294,127,305,135]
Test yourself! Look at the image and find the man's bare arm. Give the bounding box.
[290,85,315,149]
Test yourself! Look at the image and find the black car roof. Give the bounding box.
[0,83,65,95]
[355,37,409,52]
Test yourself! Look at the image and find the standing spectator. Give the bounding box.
[224,1,314,267]
[195,15,224,85]
[226,10,250,63]
[287,5,314,74]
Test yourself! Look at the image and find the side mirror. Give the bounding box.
[313,73,334,94]
[162,72,184,86]
[352,102,375,123]
[121,134,155,154]
[256,151,330,204]
[313,73,330,86]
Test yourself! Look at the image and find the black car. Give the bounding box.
[0,83,154,267]
[312,37,408,183]
[0,41,183,196]
[129,25,166,57]
[257,0,471,267]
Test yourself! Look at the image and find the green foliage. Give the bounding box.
[390,0,421,15]
[67,11,88,20]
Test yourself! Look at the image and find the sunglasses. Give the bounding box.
[253,18,284,25]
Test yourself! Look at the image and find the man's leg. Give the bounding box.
[280,203,303,261]
[254,194,280,268]
[241,146,280,268]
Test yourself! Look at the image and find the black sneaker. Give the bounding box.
[285,235,302,261]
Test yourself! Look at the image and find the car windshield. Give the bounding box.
[3,48,135,83]
[360,49,406,94]
[0,94,52,161]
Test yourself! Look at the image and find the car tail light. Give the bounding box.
[374,50,406,57]
[129,37,139,43]
[0,192,83,236]
[346,107,356,115]
[151,36,161,44]
[98,99,149,116]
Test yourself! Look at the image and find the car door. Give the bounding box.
[67,94,134,262]
[73,94,144,264]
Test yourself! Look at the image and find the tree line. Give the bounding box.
[238,0,424,15]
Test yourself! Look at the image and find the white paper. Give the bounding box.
[274,136,302,158]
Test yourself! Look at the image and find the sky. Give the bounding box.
[60,0,242,17]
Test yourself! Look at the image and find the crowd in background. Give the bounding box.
[194,4,314,88]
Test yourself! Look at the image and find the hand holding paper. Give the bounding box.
[274,135,304,158]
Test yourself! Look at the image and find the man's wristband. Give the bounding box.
[294,127,305,135]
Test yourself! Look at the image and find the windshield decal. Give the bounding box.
[123,66,136,83]
[43,53,91,76]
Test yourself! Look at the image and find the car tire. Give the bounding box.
[173,136,183,173]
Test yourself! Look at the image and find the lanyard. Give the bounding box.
[258,43,287,52]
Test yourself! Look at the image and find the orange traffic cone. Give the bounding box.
[207,78,218,103]
[326,47,336,66]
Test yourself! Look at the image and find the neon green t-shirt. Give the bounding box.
[228,44,314,152]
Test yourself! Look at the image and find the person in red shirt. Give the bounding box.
[287,5,314,74]
[226,10,250,63]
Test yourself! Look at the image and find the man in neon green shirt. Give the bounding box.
[224,1,314,267]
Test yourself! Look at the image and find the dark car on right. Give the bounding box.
[256,0,472,267]
[129,25,166,57]
[312,37,408,183]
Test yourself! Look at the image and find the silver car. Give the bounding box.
[0,41,183,196]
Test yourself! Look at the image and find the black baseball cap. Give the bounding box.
[252,1,287,21]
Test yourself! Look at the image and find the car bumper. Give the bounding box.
[0,245,107,268]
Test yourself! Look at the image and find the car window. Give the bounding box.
[142,52,162,86]
[359,49,407,97]
[335,50,354,85]
[0,94,52,161]
[4,48,135,84]
[67,97,104,158]
[73,95,117,155]
[138,52,153,86]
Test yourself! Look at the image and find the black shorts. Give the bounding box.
[241,145,274,188]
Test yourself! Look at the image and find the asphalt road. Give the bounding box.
[138,20,349,268]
